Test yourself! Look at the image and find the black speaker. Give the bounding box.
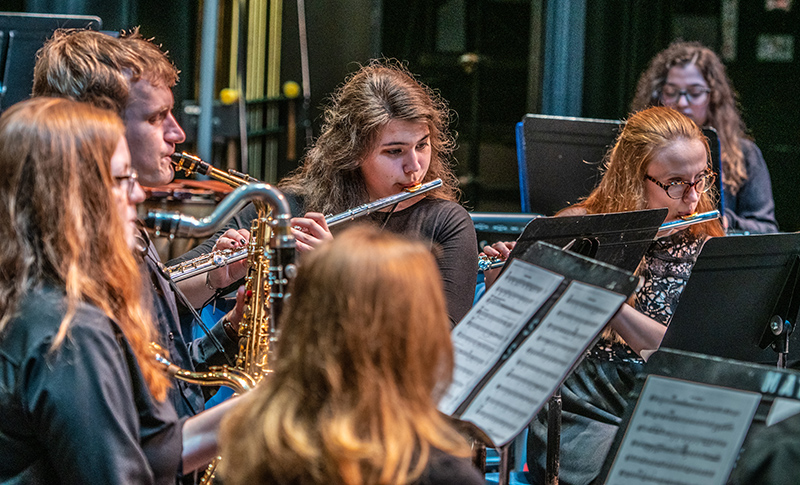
[0,12,101,112]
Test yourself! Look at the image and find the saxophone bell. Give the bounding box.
[150,343,257,395]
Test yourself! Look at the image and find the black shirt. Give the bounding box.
[0,285,182,484]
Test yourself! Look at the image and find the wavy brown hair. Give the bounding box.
[279,60,459,214]
[0,97,170,401]
[33,27,179,115]
[631,41,749,194]
[219,226,471,485]
[566,106,724,239]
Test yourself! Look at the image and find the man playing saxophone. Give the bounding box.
[172,61,478,327]
[32,28,244,437]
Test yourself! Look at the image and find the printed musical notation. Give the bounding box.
[459,281,626,445]
[605,376,760,485]
[438,259,564,415]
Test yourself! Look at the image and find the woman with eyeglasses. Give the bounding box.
[0,98,238,484]
[521,106,726,485]
[631,40,778,234]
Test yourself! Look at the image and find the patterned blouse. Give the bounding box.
[634,229,705,326]
[590,229,705,362]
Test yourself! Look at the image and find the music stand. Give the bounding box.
[661,232,800,368]
[598,348,793,485]
[0,12,102,112]
[495,208,667,484]
[703,127,724,216]
[502,208,668,274]
[515,114,723,218]
[515,114,620,215]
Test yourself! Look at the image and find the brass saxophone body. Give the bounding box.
[151,158,296,385]
[235,207,295,382]
[153,154,296,483]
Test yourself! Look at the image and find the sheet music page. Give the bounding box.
[605,375,760,485]
[459,281,627,445]
[438,259,564,415]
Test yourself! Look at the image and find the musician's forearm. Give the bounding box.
[181,395,241,473]
[609,304,667,357]
[176,274,216,308]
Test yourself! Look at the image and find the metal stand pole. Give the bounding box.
[498,442,512,485]
[545,389,561,485]
[198,0,219,163]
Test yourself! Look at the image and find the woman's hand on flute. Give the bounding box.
[291,212,333,254]
[481,240,516,288]
[207,228,250,289]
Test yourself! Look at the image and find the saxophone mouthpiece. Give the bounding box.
[170,152,210,176]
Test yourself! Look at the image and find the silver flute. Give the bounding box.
[477,209,721,271]
[145,182,295,281]
[164,178,443,282]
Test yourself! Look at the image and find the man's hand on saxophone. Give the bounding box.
[219,286,247,340]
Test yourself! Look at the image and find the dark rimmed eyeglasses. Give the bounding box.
[659,84,711,106]
[645,172,715,200]
[114,169,139,198]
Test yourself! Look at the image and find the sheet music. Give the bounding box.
[766,397,800,426]
[605,376,760,485]
[459,281,627,445]
[438,259,564,415]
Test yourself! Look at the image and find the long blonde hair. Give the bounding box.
[219,226,471,485]
[0,97,170,400]
[568,106,724,239]
[631,41,749,195]
[279,60,460,214]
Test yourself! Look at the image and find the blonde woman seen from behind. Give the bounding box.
[218,226,484,485]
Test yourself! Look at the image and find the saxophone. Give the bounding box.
[148,157,296,483]
[145,182,296,384]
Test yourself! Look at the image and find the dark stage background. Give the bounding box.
[3,1,798,230]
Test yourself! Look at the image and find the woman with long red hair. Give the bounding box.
[0,97,235,483]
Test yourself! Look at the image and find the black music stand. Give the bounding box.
[703,127,724,214]
[502,208,668,274]
[660,232,800,369]
[598,348,800,484]
[0,12,102,112]
[514,114,723,219]
[494,208,667,485]
[515,114,620,216]
[448,241,640,485]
